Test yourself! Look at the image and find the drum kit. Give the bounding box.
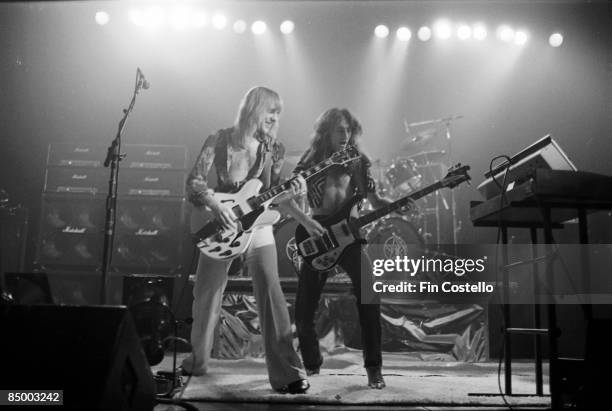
[274,115,463,276]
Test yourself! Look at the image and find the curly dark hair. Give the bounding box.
[307,108,363,163]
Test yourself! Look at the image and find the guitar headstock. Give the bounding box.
[329,145,361,166]
[442,163,471,188]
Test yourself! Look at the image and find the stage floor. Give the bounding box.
[153,350,551,410]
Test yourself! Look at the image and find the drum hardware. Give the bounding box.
[385,157,422,196]
[365,216,426,261]
[401,115,464,243]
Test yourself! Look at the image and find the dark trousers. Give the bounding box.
[294,244,382,369]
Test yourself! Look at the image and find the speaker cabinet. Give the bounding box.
[0,305,155,410]
[112,197,186,273]
[37,194,104,268]
[36,194,186,274]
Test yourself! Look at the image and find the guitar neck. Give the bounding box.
[355,181,445,228]
[251,157,343,206]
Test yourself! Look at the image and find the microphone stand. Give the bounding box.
[100,69,146,304]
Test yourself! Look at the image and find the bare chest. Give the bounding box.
[227,142,259,182]
[316,169,356,214]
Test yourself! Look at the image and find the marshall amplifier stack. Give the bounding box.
[36,143,188,275]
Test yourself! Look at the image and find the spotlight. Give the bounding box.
[473,23,487,40]
[433,20,452,40]
[457,25,472,40]
[212,13,227,30]
[549,32,563,47]
[280,20,295,34]
[168,7,191,30]
[233,20,247,34]
[374,24,389,38]
[497,25,515,42]
[193,11,208,29]
[396,26,412,42]
[417,26,432,41]
[514,30,528,45]
[252,20,267,35]
[129,7,164,29]
[95,11,110,26]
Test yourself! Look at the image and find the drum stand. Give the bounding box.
[442,116,460,245]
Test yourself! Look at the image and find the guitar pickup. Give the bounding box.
[299,238,318,257]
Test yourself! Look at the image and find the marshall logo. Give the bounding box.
[74,148,90,153]
[72,174,88,180]
[62,226,87,234]
[145,151,161,156]
[144,177,160,182]
[136,229,159,236]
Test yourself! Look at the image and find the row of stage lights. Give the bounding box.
[374,21,564,47]
[94,10,565,47]
[94,8,295,34]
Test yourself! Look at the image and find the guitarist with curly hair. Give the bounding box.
[279,108,391,389]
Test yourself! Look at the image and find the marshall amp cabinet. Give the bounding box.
[46,143,188,169]
[37,143,189,274]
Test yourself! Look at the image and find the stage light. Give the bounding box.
[374,24,389,38]
[193,11,208,28]
[212,13,227,30]
[95,11,110,26]
[280,20,295,34]
[396,26,411,42]
[252,20,267,35]
[473,24,487,40]
[497,25,514,42]
[433,20,452,40]
[549,32,563,47]
[168,7,191,30]
[457,25,472,40]
[514,30,528,45]
[233,19,247,34]
[128,6,164,29]
[417,26,432,41]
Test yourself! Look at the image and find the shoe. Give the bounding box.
[366,366,386,389]
[176,366,191,377]
[306,367,320,376]
[276,379,310,394]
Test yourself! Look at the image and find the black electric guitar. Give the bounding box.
[295,164,471,271]
[191,146,360,260]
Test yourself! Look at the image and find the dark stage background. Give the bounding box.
[1,0,611,360]
[1,0,610,246]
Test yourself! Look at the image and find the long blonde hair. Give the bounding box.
[232,86,283,148]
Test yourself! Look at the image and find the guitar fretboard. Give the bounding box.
[355,181,445,228]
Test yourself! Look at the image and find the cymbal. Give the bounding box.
[400,127,438,151]
[408,150,447,163]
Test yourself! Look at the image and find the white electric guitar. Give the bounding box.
[190,147,360,260]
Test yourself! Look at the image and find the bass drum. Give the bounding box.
[366,217,425,261]
[273,218,303,278]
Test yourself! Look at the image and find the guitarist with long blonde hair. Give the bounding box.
[182,86,309,394]
[279,108,391,389]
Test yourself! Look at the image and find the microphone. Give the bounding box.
[137,67,150,90]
